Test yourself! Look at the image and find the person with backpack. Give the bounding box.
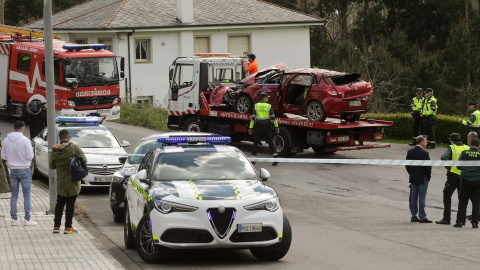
[49,129,87,234]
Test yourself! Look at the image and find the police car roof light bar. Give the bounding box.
[157,136,231,145]
[56,116,103,125]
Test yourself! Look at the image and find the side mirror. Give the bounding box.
[136,169,150,184]
[121,140,130,147]
[169,67,174,81]
[118,157,127,164]
[120,57,125,72]
[259,168,270,181]
[64,57,72,66]
[120,71,125,79]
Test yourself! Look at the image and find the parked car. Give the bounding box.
[215,64,373,122]
[31,117,130,186]
[123,133,291,263]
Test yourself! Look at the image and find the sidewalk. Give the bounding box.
[0,183,125,270]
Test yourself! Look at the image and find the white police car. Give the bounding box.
[31,117,130,185]
[124,134,291,262]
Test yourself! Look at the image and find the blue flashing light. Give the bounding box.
[56,116,102,124]
[157,136,231,144]
[63,44,106,51]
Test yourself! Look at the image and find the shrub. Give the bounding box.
[364,113,471,144]
[118,103,169,131]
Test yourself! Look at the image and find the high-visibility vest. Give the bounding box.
[450,144,470,175]
[422,96,437,116]
[412,97,424,112]
[472,110,480,128]
[254,103,272,120]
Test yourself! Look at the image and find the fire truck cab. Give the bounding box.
[0,26,124,120]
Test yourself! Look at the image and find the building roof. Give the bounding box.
[25,0,325,31]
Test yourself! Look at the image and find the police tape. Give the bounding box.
[75,151,480,167]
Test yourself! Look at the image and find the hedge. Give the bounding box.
[363,113,471,144]
[118,103,169,131]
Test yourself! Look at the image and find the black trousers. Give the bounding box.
[423,116,435,143]
[456,180,480,224]
[412,113,424,138]
[442,172,461,220]
[54,194,78,228]
[251,122,277,156]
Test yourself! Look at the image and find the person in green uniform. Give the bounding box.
[458,101,480,135]
[249,92,280,166]
[409,88,425,146]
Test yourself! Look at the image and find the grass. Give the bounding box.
[117,102,169,131]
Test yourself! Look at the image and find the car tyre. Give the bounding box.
[182,117,202,132]
[113,211,124,223]
[124,205,136,249]
[250,215,292,261]
[305,100,326,122]
[342,114,361,122]
[135,214,169,263]
[272,127,296,157]
[235,95,253,114]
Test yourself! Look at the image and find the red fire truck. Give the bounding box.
[0,25,124,119]
[166,55,393,156]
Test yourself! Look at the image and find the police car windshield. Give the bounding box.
[128,140,164,164]
[64,57,119,86]
[152,151,257,181]
[66,128,121,148]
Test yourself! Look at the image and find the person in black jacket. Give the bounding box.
[405,136,433,223]
[453,138,480,228]
[27,100,47,139]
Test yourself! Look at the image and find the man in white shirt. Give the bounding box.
[1,121,37,226]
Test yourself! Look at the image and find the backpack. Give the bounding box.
[71,147,88,181]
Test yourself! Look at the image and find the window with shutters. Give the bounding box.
[135,38,152,62]
[194,36,210,54]
[228,35,250,57]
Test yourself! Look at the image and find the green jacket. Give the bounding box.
[49,142,87,197]
[440,141,469,174]
[457,147,480,181]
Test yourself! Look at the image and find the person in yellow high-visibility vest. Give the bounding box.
[248,92,280,166]
[458,101,480,136]
[409,88,425,146]
[421,88,437,148]
[436,133,470,225]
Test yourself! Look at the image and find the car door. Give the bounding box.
[34,128,49,175]
[128,151,154,227]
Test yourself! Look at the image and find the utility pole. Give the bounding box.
[43,0,57,214]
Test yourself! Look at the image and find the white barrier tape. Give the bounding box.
[249,158,480,167]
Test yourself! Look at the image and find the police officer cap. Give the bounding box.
[416,88,423,93]
[425,88,433,93]
[260,92,270,98]
[449,133,461,142]
[468,101,477,107]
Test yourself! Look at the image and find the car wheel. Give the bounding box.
[182,117,202,132]
[124,205,136,249]
[235,95,253,114]
[113,211,124,223]
[250,215,292,261]
[272,127,296,157]
[135,214,169,263]
[342,114,361,122]
[305,100,326,122]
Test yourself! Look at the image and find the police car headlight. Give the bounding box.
[244,197,280,212]
[154,200,198,214]
[68,100,75,107]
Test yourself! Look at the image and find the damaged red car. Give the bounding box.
[219,65,373,122]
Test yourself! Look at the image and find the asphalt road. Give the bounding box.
[2,115,480,269]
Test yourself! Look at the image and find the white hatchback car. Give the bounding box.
[124,134,292,263]
[31,117,130,186]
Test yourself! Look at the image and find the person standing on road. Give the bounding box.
[466,131,479,221]
[249,92,280,166]
[242,53,258,76]
[49,129,87,234]
[458,102,480,135]
[436,133,470,225]
[1,121,37,226]
[27,100,47,139]
[409,88,425,146]
[453,138,480,228]
[421,88,437,149]
[406,136,432,223]
[0,137,11,217]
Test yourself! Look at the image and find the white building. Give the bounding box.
[26,0,325,106]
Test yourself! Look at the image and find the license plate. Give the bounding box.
[94,176,114,182]
[99,109,110,115]
[338,136,349,141]
[238,223,262,233]
[349,100,361,106]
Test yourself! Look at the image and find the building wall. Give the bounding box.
[64,25,311,107]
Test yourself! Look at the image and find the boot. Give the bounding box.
[272,154,279,166]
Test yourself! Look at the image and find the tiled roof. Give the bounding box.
[25,0,324,30]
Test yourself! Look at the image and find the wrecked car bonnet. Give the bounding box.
[149,180,276,201]
[240,63,289,85]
